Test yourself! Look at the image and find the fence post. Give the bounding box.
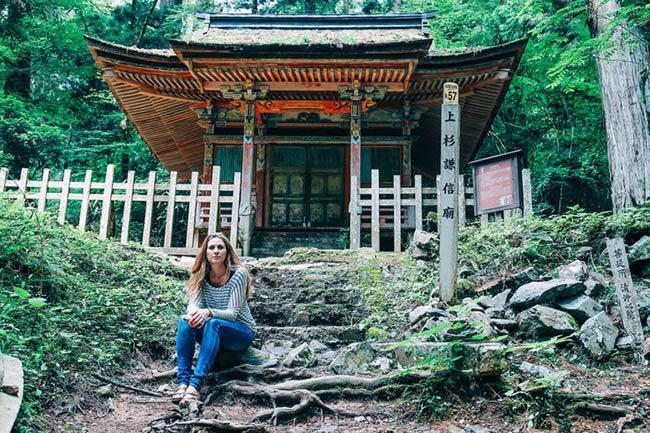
[37,168,50,214]
[120,171,135,245]
[186,171,199,248]
[0,167,7,192]
[142,171,156,246]
[371,169,380,252]
[349,175,360,249]
[480,213,488,228]
[18,168,28,193]
[522,168,532,217]
[58,169,71,225]
[230,172,242,250]
[99,165,115,240]
[393,174,401,252]
[208,166,221,236]
[415,175,423,232]
[164,171,178,248]
[79,170,92,233]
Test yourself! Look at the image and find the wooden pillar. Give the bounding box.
[438,83,461,304]
[402,102,413,187]
[202,142,214,183]
[255,133,265,228]
[240,98,256,256]
[350,99,361,181]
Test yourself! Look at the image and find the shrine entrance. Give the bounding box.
[267,145,345,228]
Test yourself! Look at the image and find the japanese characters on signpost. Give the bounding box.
[439,82,460,303]
[606,238,644,355]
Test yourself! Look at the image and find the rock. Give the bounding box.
[461,343,505,377]
[354,416,366,422]
[491,289,512,310]
[629,235,650,265]
[485,307,505,319]
[465,426,491,433]
[615,335,635,350]
[216,347,273,369]
[445,425,465,433]
[156,384,172,394]
[555,294,603,323]
[1,385,19,396]
[517,305,578,339]
[558,260,588,281]
[412,230,439,260]
[328,342,376,375]
[509,279,585,309]
[477,295,493,309]
[490,318,518,330]
[519,361,564,386]
[95,384,114,397]
[282,342,316,368]
[636,289,650,319]
[445,312,496,341]
[505,267,540,289]
[409,305,451,325]
[579,312,618,359]
[575,246,593,260]
[370,356,392,372]
[380,342,455,369]
[309,340,328,353]
[293,311,310,326]
[313,424,338,433]
[584,278,606,298]
[261,339,294,357]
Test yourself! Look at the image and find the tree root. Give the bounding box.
[313,384,403,399]
[91,372,162,397]
[208,363,313,384]
[267,369,432,391]
[171,418,266,432]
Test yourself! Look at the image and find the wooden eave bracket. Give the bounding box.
[186,60,204,93]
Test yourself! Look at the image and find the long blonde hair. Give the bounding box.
[186,234,252,303]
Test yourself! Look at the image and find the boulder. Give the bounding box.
[216,347,273,369]
[328,342,376,375]
[519,361,564,386]
[490,318,518,331]
[282,342,316,367]
[444,312,496,341]
[491,289,512,310]
[615,335,635,351]
[461,343,506,377]
[579,312,618,359]
[409,305,451,325]
[505,267,540,289]
[584,278,606,298]
[485,307,505,319]
[412,230,439,260]
[309,340,328,353]
[382,342,454,369]
[557,260,588,281]
[509,279,585,309]
[628,236,650,274]
[636,289,650,319]
[555,295,603,323]
[261,339,294,357]
[517,305,578,339]
[575,246,593,260]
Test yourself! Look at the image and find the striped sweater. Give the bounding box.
[188,266,256,331]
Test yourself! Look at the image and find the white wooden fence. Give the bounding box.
[0,165,241,255]
[350,169,532,252]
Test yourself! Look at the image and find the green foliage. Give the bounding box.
[0,195,187,432]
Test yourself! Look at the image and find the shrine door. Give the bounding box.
[269,145,345,228]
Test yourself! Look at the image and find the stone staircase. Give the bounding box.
[247,255,366,351]
[250,230,342,258]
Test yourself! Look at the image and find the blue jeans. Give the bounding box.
[176,317,254,391]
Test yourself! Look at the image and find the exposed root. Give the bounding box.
[269,369,433,391]
[208,363,313,384]
[313,384,403,399]
[171,418,266,432]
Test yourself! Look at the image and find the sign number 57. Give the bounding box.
[443,82,459,104]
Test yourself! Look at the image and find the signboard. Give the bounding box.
[469,150,523,215]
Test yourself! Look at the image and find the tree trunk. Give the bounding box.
[588,0,650,212]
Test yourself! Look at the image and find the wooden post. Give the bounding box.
[495,212,503,223]
[79,170,92,233]
[230,172,242,249]
[240,99,256,256]
[480,213,488,228]
[0,167,7,192]
[58,169,71,225]
[142,171,156,246]
[349,175,360,249]
[438,82,461,303]
[120,171,135,245]
[164,171,178,248]
[18,168,28,193]
[458,174,466,228]
[393,174,401,252]
[371,169,380,252]
[99,165,115,240]
[522,168,533,217]
[350,99,362,184]
[37,168,50,214]
[503,208,512,222]
[415,175,423,232]
[606,238,644,353]
[186,171,199,248]
[208,166,221,235]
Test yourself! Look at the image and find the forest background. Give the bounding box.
[0,0,648,215]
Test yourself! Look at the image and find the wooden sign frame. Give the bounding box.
[469,150,523,216]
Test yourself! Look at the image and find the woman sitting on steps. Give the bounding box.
[173,233,256,406]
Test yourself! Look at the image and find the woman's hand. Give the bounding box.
[186,308,211,328]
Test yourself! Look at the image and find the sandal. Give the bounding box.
[171,384,187,404]
[179,386,201,407]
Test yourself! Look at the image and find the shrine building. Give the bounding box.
[86,12,526,256]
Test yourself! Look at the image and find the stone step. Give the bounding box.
[252,286,361,305]
[249,302,364,326]
[253,325,364,347]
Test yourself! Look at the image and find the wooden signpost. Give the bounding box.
[606,238,644,356]
[439,82,460,303]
